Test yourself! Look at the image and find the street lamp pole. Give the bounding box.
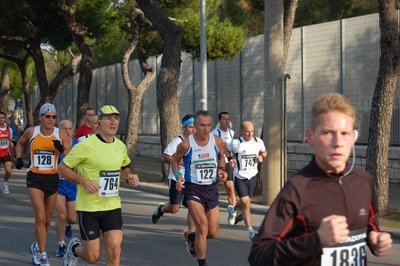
[200,0,207,110]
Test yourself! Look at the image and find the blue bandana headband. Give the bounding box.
[182,117,194,127]
[40,103,57,115]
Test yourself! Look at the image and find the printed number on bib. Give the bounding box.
[33,150,55,170]
[98,170,119,197]
[321,228,367,266]
[241,154,257,170]
[195,163,216,183]
[0,139,9,148]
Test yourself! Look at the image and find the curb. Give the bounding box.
[134,182,400,241]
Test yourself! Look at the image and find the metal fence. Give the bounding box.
[31,12,400,145]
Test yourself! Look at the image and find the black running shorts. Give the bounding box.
[26,171,59,198]
[234,175,257,198]
[77,208,123,241]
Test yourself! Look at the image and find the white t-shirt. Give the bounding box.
[164,134,185,180]
[211,126,234,162]
[78,133,92,142]
[228,136,266,180]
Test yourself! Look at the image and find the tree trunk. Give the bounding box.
[30,35,52,124]
[283,0,298,67]
[17,55,34,129]
[1,67,10,113]
[49,53,82,100]
[59,0,92,128]
[136,0,182,181]
[0,52,35,129]
[366,0,400,216]
[122,7,155,173]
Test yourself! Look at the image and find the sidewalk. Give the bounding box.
[133,155,400,240]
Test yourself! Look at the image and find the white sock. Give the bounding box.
[58,240,65,246]
[247,227,254,233]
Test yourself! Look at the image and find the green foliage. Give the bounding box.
[143,0,247,61]
[8,67,23,100]
[182,14,247,61]
[218,0,264,37]
[0,58,36,101]
[294,0,379,27]
[76,0,116,39]
[92,0,247,67]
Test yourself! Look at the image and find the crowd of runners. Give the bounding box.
[1,93,394,265]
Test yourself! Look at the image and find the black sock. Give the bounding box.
[197,258,207,266]
[188,232,196,242]
[72,243,80,257]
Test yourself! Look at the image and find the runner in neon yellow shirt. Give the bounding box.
[57,105,139,266]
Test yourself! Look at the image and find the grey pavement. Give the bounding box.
[133,155,400,241]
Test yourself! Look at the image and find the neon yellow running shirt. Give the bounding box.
[62,134,131,212]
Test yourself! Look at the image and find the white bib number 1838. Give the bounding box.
[321,228,367,266]
[98,170,119,197]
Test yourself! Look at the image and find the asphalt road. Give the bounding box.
[0,170,399,266]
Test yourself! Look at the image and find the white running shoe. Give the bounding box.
[2,182,9,194]
[249,230,258,242]
[39,252,50,266]
[227,205,237,225]
[29,241,40,265]
[62,238,81,266]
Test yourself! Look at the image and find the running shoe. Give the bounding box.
[56,243,66,257]
[151,203,165,224]
[29,241,40,265]
[65,224,72,238]
[234,212,243,225]
[182,230,196,257]
[39,253,50,266]
[2,182,9,194]
[62,238,81,266]
[249,230,258,242]
[227,205,237,225]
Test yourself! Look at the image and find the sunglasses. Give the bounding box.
[43,115,57,119]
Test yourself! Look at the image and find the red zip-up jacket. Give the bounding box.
[248,158,379,265]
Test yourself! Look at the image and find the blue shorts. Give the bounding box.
[58,179,77,202]
[183,182,219,211]
[234,175,257,198]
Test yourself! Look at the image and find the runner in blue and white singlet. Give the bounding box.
[171,110,228,266]
[183,133,219,185]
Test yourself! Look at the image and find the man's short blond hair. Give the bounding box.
[310,93,357,130]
